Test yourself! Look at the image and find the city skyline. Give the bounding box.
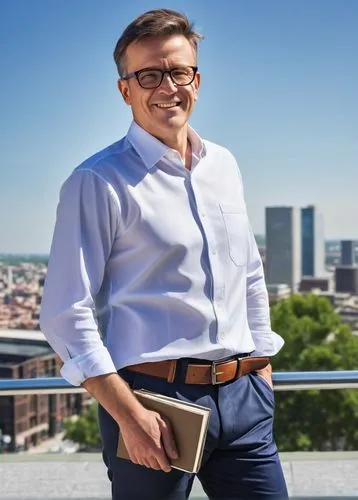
[1,1,358,253]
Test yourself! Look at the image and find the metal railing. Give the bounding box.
[1,370,358,395]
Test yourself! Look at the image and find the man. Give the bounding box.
[40,8,288,500]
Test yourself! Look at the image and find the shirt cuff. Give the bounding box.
[251,331,285,357]
[60,346,118,386]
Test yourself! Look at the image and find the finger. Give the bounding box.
[133,456,156,470]
[160,416,178,460]
[142,458,153,469]
[140,454,161,470]
[133,452,162,471]
[152,441,172,473]
[129,453,139,465]
[156,452,172,473]
[146,457,161,470]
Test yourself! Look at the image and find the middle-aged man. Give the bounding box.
[40,8,288,500]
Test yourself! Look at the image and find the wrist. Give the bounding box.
[115,389,147,426]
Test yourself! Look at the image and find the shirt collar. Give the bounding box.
[188,126,206,168]
[126,121,206,171]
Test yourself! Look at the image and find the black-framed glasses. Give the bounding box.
[121,66,198,89]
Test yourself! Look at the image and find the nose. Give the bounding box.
[158,72,177,93]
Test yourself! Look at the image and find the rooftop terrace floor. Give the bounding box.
[1,451,358,499]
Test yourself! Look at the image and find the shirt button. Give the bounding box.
[211,248,216,255]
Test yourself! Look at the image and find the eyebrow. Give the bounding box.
[133,65,192,72]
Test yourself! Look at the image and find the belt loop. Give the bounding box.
[166,360,177,383]
[235,355,245,379]
[173,358,189,383]
[236,357,243,378]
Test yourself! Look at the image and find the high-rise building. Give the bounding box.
[265,206,301,291]
[340,240,355,266]
[335,266,358,295]
[301,205,325,277]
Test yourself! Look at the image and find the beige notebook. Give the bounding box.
[117,389,211,473]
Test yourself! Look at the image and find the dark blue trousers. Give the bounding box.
[98,363,288,500]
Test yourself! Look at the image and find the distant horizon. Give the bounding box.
[1,236,357,257]
[2,232,358,255]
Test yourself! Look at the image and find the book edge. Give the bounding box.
[133,389,211,414]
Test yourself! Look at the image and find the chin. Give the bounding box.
[158,115,187,129]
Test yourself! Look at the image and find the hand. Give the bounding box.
[256,363,273,390]
[119,406,178,472]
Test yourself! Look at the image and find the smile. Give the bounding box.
[155,102,181,109]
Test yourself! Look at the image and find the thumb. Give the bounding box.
[160,416,179,459]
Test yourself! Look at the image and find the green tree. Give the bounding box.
[63,402,101,450]
[271,294,358,451]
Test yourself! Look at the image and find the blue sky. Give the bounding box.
[1,0,357,253]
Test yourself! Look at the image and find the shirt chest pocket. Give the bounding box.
[219,202,248,266]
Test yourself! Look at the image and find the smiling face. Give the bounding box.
[118,35,200,146]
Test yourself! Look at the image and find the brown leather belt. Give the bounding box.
[126,356,270,385]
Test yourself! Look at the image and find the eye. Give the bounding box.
[172,69,188,76]
[139,71,161,84]
[171,67,194,84]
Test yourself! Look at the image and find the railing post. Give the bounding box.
[48,365,58,437]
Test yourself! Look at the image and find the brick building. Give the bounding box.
[0,330,90,452]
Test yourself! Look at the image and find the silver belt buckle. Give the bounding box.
[211,361,225,385]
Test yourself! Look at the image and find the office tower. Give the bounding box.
[265,206,301,291]
[335,266,358,295]
[341,240,354,266]
[301,205,325,277]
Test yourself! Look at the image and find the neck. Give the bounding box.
[160,125,188,160]
[165,132,192,170]
[153,125,192,169]
[135,120,192,169]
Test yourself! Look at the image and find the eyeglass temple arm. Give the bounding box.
[121,72,136,80]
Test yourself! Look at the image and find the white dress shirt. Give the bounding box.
[40,121,284,386]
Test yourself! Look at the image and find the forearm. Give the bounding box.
[82,372,145,425]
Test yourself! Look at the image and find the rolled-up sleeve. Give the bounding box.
[246,224,285,357]
[40,169,120,386]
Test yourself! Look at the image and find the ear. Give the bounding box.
[117,79,131,106]
[193,71,200,101]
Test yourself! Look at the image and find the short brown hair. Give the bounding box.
[113,9,203,76]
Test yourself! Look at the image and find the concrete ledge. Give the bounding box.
[2,450,358,463]
[1,452,358,498]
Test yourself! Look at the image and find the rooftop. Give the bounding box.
[0,329,46,342]
[0,341,52,359]
[1,452,358,499]
[1,362,358,498]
